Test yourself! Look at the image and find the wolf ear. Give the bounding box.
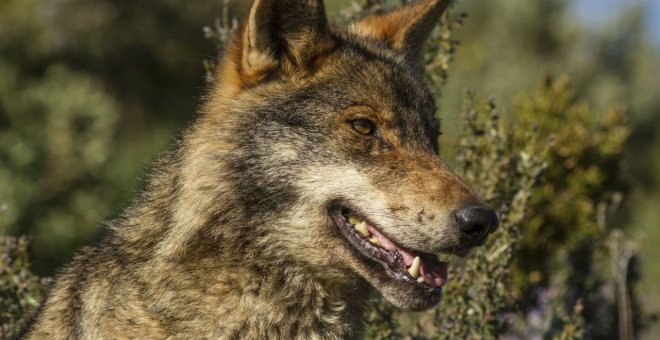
[224,0,334,89]
[350,0,450,62]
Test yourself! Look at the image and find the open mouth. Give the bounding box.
[330,204,448,292]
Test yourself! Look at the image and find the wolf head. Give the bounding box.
[189,0,498,311]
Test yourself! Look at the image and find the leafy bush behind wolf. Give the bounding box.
[0,0,636,338]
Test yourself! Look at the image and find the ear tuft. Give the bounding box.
[350,0,450,62]
[219,0,334,93]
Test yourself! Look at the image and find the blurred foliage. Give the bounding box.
[437,1,660,337]
[0,60,119,272]
[441,0,660,184]
[512,76,631,336]
[1,0,659,338]
[0,0,221,274]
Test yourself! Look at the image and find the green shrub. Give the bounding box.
[510,75,632,338]
[0,233,49,339]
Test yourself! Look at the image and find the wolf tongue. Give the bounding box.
[366,225,417,267]
[367,225,448,288]
[397,247,417,267]
[420,260,448,288]
[364,225,448,288]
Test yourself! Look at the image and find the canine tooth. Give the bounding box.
[368,237,381,247]
[347,215,362,226]
[355,221,370,237]
[417,276,425,283]
[408,256,421,279]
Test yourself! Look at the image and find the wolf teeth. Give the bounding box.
[417,276,425,283]
[408,256,421,279]
[355,221,369,237]
[368,237,381,247]
[347,215,362,225]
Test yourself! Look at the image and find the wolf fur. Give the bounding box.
[23,0,498,338]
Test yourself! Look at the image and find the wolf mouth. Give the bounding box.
[329,203,448,292]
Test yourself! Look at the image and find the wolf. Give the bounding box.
[23,0,498,338]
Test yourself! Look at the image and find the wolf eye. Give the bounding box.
[351,119,376,135]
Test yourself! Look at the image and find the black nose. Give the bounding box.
[455,205,499,244]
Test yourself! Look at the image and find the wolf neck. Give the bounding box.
[142,250,369,338]
[113,145,371,338]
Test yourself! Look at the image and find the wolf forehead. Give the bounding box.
[236,38,442,149]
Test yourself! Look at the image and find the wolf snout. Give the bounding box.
[454,204,499,246]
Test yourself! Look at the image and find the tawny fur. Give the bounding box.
[24,0,496,338]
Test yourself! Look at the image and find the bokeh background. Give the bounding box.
[1,0,659,338]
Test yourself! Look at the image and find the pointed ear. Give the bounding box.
[221,0,334,91]
[350,0,450,62]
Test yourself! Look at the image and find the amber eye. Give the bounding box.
[351,119,376,135]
